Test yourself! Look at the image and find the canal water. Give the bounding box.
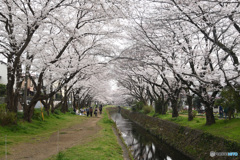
[110,112,192,160]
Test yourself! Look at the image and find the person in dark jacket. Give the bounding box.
[94,108,98,117]
[86,107,89,117]
[89,107,93,117]
[99,105,103,114]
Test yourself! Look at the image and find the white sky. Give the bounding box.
[109,79,118,90]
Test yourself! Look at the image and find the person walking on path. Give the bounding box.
[99,104,103,114]
[89,107,93,117]
[118,106,121,113]
[94,108,98,117]
[86,107,89,117]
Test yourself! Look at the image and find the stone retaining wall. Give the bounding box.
[109,108,240,160]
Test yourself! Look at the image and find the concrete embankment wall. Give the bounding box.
[109,107,240,160]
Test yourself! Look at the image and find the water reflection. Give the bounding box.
[111,113,192,160]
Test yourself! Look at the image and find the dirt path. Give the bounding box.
[3,116,102,160]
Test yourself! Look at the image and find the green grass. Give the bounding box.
[147,112,240,143]
[48,107,123,160]
[0,109,86,156]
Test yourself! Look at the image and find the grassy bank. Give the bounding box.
[48,107,123,160]
[0,109,86,156]
[147,112,240,143]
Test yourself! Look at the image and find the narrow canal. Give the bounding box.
[110,112,192,160]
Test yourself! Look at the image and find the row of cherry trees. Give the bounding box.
[1,0,240,124]
[0,0,122,122]
[112,0,240,125]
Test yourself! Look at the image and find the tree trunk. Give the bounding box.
[23,100,38,122]
[155,99,162,114]
[171,99,179,117]
[205,106,215,125]
[228,109,232,120]
[45,82,54,115]
[41,98,52,116]
[6,54,23,114]
[73,96,76,110]
[46,97,53,115]
[6,68,18,113]
[162,100,168,115]
[23,105,34,122]
[23,90,41,122]
[61,94,68,113]
[52,101,62,113]
[87,100,91,107]
[50,97,54,114]
[187,95,193,121]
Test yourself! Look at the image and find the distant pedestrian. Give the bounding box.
[89,107,93,117]
[219,106,223,118]
[86,107,89,117]
[94,108,98,117]
[99,105,102,114]
[224,107,228,119]
[118,106,121,113]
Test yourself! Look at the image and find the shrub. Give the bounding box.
[32,109,42,120]
[131,101,145,111]
[180,110,188,114]
[32,108,48,121]
[0,103,17,126]
[192,110,198,118]
[54,109,61,115]
[143,105,153,114]
[0,103,6,111]
[134,101,144,111]
[0,112,17,126]
[0,84,6,97]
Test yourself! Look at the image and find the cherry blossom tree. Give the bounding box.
[1,0,240,125]
[110,0,240,124]
[0,0,73,113]
[0,0,122,121]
